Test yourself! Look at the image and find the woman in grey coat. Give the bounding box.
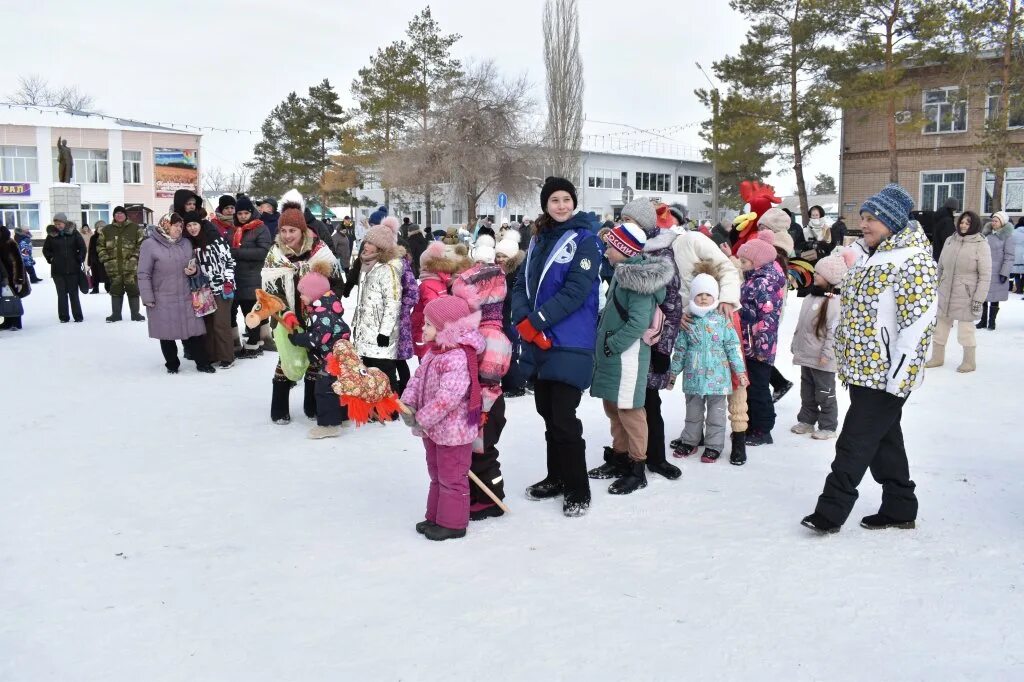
[977,210,1014,330]
[138,214,215,374]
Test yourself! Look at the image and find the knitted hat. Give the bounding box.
[495,237,519,259]
[112,206,127,218]
[235,196,255,214]
[758,207,791,233]
[368,206,388,226]
[53,212,68,223]
[737,230,777,269]
[181,211,203,226]
[297,271,331,301]
[364,224,397,251]
[668,203,688,225]
[773,228,795,256]
[540,176,578,211]
[218,195,236,211]
[472,234,496,264]
[420,241,448,272]
[424,294,472,332]
[992,210,1011,229]
[690,273,720,302]
[381,215,400,237]
[861,183,914,234]
[606,223,647,258]
[621,198,657,231]
[815,250,856,286]
[278,189,307,232]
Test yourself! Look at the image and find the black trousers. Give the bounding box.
[769,364,790,392]
[53,273,83,321]
[501,340,527,392]
[471,395,507,505]
[271,376,317,422]
[396,359,411,396]
[815,385,917,525]
[234,298,263,346]
[362,357,400,394]
[644,387,668,464]
[314,373,347,426]
[160,337,209,370]
[533,379,590,501]
[746,358,775,433]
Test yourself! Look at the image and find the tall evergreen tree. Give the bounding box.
[248,92,314,199]
[305,79,352,206]
[696,89,774,211]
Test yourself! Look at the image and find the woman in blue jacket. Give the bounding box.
[511,177,602,517]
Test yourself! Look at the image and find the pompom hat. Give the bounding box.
[297,271,331,301]
[737,230,777,269]
[815,249,857,286]
[278,189,308,232]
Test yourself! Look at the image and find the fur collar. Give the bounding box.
[613,255,675,294]
[433,313,485,351]
[502,249,526,275]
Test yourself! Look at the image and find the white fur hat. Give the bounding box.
[472,234,496,264]
[496,237,520,259]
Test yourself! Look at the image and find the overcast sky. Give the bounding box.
[3,0,839,196]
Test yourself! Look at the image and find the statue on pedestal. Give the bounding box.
[57,137,73,183]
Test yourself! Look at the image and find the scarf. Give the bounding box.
[688,299,716,318]
[157,225,180,243]
[461,344,482,425]
[232,219,265,248]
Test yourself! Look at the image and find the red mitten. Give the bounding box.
[516,318,540,343]
[281,311,300,331]
[534,331,552,350]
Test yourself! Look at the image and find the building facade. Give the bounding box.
[840,58,1024,222]
[0,107,201,234]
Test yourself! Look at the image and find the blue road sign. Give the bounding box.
[497,192,508,209]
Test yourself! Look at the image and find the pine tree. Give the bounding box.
[305,79,352,207]
[696,89,773,211]
[248,92,313,199]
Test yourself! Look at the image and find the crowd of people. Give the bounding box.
[1,177,1022,542]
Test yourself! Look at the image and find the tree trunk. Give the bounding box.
[424,185,432,231]
[466,184,478,228]
[991,0,1017,212]
[885,6,899,184]
[790,10,809,222]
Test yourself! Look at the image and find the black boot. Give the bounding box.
[976,302,988,329]
[608,460,647,495]
[128,296,146,321]
[647,459,682,480]
[860,513,915,530]
[106,294,124,323]
[801,512,841,534]
[988,302,998,330]
[588,447,629,479]
[423,524,466,541]
[562,492,590,517]
[525,478,564,500]
[271,381,292,424]
[730,431,747,466]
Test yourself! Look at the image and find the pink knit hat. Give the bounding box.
[737,229,777,269]
[815,249,857,285]
[424,294,472,332]
[381,216,401,237]
[364,224,397,251]
[297,271,331,300]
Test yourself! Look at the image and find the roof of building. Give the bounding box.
[0,105,200,135]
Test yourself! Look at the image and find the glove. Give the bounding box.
[650,350,671,374]
[516,319,552,350]
[281,311,300,331]
[401,408,417,428]
[999,275,1007,284]
[972,300,983,315]
[288,331,310,347]
[376,334,390,348]
[222,281,234,296]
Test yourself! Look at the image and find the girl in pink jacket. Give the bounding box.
[401,295,486,541]
[412,242,463,359]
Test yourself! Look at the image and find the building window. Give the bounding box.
[52,148,109,183]
[0,146,39,182]
[985,83,1024,129]
[123,150,143,184]
[0,203,41,229]
[81,203,110,227]
[984,168,1024,213]
[587,169,627,189]
[431,208,442,225]
[508,214,524,223]
[635,172,672,192]
[411,210,423,225]
[361,172,382,190]
[451,208,464,224]
[678,175,711,194]
[920,171,965,211]
[923,87,967,134]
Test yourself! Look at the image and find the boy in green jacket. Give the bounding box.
[590,223,674,495]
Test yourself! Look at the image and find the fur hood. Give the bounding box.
[46,223,77,237]
[501,249,526,276]
[643,230,677,253]
[433,312,485,351]
[614,254,675,294]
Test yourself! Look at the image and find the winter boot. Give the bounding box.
[106,295,124,323]
[729,431,747,466]
[772,380,794,403]
[562,492,590,517]
[608,460,647,495]
[812,429,837,440]
[988,303,999,330]
[745,430,774,446]
[860,513,915,530]
[956,346,976,373]
[646,459,682,480]
[469,504,505,521]
[423,524,466,541]
[791,422,815,435]
[415,520,437,534]
[128,296,146,321]
[308,425,341,439]
[525,478,564,500]
[271,381,292,423]
[700,449,722,463]
[669,436,684,451]
[672,442,699,458]
[925,343,946,368]
[588,447,630,479]
[976,303,988,329]
[801,512,841,534]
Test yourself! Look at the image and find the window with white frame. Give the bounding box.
[923,87,967,134]
[52,148,109,183]
[587,169,627,189]
[985,83,1024,129]
[451,208,464,224]
[983,168,1024,213]
[81,203,110,228]
[635,172,672,192]
[678,175,711,194]
[920,171,965,211]
[509,214,524,223]
[412,210,423,225]
[123,150,143,184]
[0,146,39,182]
[0,203,41,229]
[431,208,442,225]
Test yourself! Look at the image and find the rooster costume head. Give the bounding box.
[731,181,782,249]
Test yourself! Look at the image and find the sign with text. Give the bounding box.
[0,182,31,196]
[154,148,198,198]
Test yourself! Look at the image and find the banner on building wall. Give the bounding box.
[0,182,31,196]
[154,149,198,198]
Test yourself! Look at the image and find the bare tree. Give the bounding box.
[542,0,585,184]
[202,165,251,197]
[5,74,95,110]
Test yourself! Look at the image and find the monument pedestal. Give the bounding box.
[49,183,82,226]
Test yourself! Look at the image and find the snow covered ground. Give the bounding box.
[2,261,1023,681]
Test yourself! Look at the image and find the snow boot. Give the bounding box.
[646,458,682,480]
[196,364,216,374]
[925,343,945,368]
[801,513,841,534]
[588,447,630,479]
[672,442,699,458]
[729,431,747,466]
[745,430,774,446]
[956,346,976,373]
[308,425,340,439]
[562,492,590,517]
[128,296,146,321]
[700,448,721,463]
[860,513,915,530]
[812,429,837,440]
[415,520,437,534]
[772,379,794,403]
[988,303,999,330]
[525,478,564,500]
[976,303,988,329]
[791,422,815,435]
[608,460,647,495]
[470,504,505,521]
[423,524,466,541]
[106,295,124,323]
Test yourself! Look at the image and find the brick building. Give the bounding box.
[839,56,1024,222]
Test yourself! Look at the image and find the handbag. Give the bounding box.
[78,267,90,294]
[188,274,218,318]
[1,292,24,317]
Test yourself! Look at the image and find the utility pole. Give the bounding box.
[697,62,719,224]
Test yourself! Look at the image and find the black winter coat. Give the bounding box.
[231,223,272,299]
[788,221,808,254]
[42,225,86,276]
[931,208,956,262]
[406,232,428,278]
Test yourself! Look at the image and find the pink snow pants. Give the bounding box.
[424,438,473,530]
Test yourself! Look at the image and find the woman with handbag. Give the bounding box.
[138,214,215,374]
[183,213,237,369]
[42,214,86,323]
[1,224,31,330]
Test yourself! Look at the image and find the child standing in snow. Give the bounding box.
[790,251,854,440]
[669,266,748,462]
[401,295,485,541]
[412,242,462,358]
[287,268,351,439]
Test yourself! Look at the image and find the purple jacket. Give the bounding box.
[138,229,207,341]
[401,317,485,446]
[397,256,419,361]
[739,261,786,364]
[642,231,684,390]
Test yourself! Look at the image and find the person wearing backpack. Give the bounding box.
[589,223,674,495]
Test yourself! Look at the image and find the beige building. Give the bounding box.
[840,57,1024,222]
[0,106,201,234]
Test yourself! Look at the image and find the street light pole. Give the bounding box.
[696,61,720,224]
